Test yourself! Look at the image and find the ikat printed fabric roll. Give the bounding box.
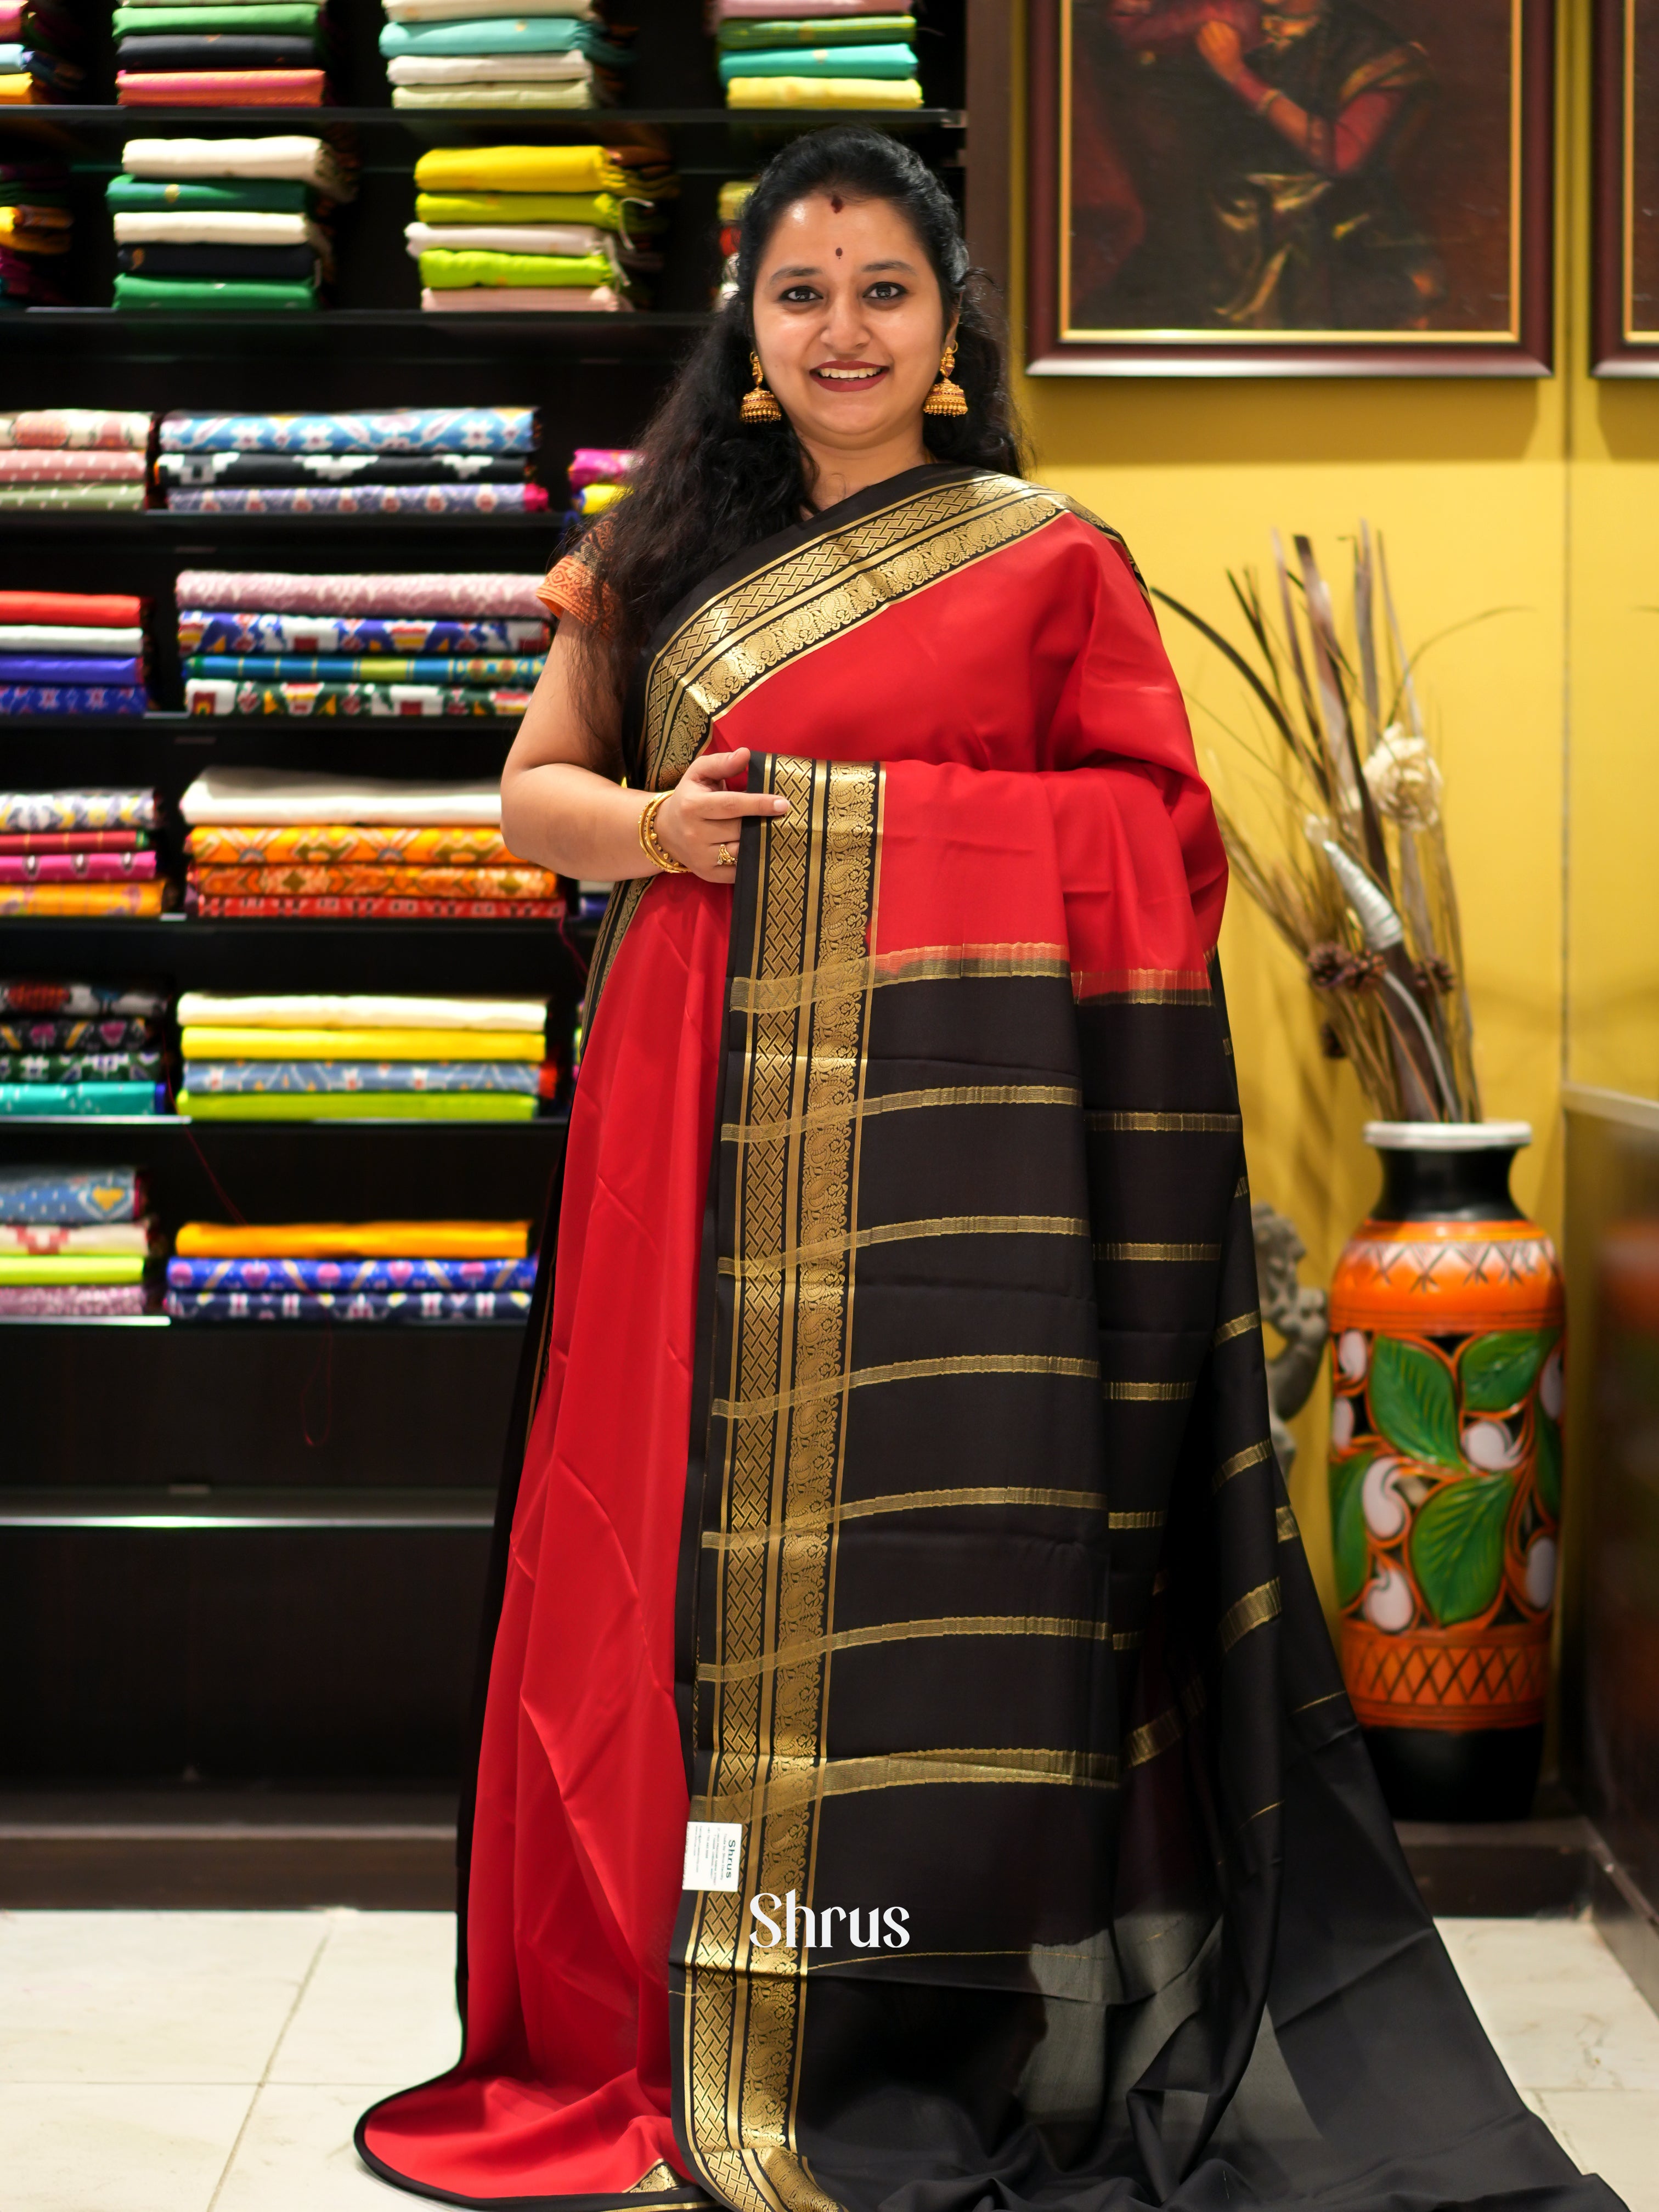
[178,612,546,654]
[165,1288,532,1320]
[182,1059,541,1093]
[0,792,171,915]
[0,413,150,448]
[0,1283,147,1313]
[0,790,156,830]
[0,1014,160,1051]
[0,848,156,879]
[160,404,536,452]
[182,654,540,684]
[0,979,171,1116]
[184,677,535,715]
[0,981,163,1015]
[0,1165,144,1221]
[0,416,153,511]
[0,1051,162,1082]
[159,455,526,488]
[177,570,546,617]
[0,685,149,715]
[168,1254,538,1290]
[168,483,548,515]
[188,892,561,919]
[0,1218,155,1253]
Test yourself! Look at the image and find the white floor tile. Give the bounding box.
[0,2081,253,2212]
[0,1909,329,2085]
[269,1912,460,2088]
[1436,1916,1659,2092]
[215,2084,402,2212]
[1532,2090,1659,2212]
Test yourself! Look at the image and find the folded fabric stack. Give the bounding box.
[165,1214,535,1322]
[568,445,634,517]
[176,989,551,1119]
[714,176,751,303]
[1,156,71,307]
[381,0,630,109]
[1,593,150,717]
[0,1163,154,1316]
[0,411,152,514]
[111,136,354,311]
[177,568,547,716]
[411,142,674,311]
[179,765,562,919]
[711,0,922,109]
[154,404,545,516]
[0,1,83,103]
[0,980,168,1116]
[115,0,335,106]
[0,789,169,912]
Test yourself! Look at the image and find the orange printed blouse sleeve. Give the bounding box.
[537,551,610,630]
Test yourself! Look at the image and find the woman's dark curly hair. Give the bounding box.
[571,124,1028,737]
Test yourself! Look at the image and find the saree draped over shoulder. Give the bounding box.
[358,466,1620,2212]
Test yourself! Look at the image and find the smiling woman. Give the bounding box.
[356,122,1623,2212]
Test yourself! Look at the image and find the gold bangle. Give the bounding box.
[637,791,688,876]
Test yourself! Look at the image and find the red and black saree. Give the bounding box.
[359,465,1617,2212]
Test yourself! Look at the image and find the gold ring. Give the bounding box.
[716,844,734,868]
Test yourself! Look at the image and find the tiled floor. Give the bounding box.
[1,1907,1655,2210]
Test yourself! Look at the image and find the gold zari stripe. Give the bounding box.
[1124,1678,1207,1769]
[1108,1508,1165,1530]
[730,941,1069,1017]
[1218,1577,1283,1655]
[1071,968,1212,1003]
[719,1212,1088,1280]
[1215,1311,1261,1346]
[1276,1504,1300,1543]
[697,1610,1115,1686]
[1094,1241,1221,1262]
[702,1484,1105,1551]
[1214,1438,1273,1491]
[1102,1378,1198,1402]
[698,1742,1119,1819]
[724,1081,1079,1145]
[713,1351,1099,1424]
[1086,1110,1241,1132]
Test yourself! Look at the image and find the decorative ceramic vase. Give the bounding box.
[1327,1122,1565,1821]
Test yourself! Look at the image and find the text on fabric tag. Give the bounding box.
[682,1820,743,1892]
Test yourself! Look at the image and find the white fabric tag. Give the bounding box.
[682,1820,743,1892]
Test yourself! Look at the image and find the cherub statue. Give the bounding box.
[1251,1200,1330,1478]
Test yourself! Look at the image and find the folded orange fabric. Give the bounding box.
[176,1220,531,1258]
[0,882,168,915]
[185,825,516,866]
[116,68,328,103]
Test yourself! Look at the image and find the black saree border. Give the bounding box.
[671,750,882,2212]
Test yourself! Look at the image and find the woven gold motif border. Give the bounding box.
[641,475,1073,790]
[679,756,879,2212]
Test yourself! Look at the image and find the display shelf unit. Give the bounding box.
[0,0,1005,1808]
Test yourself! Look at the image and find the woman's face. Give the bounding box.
[751,191,955,458]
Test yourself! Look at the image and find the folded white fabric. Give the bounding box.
[404,219,606,255]
[421,284,628,311]
[392,79,592,106]
[387,51,589,81]
[180,769,503,827]
[114,211,330,250]
[121,135,356,199]
[178,992,549,1030]
[382,0,592,16]
[0,624,146,654]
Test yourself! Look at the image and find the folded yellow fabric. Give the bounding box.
[413,144,629,195]
[0,1254,146,1284]
[179,1092,537,1122]
[725,75,922,108]
[179,1025,543,1061]
[176,1220,531,1257]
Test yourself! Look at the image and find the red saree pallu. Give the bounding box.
[359,467,1618,2212]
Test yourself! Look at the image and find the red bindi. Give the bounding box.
[834,247,843,257]
[830,194,844,212]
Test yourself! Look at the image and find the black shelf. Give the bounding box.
[6,308,714,363]
[1,505,579,531]
[0,1486,495,1528]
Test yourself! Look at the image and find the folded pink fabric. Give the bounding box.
[116,69,328,105]
[175,568,549,618]
[420,285,628,312]
[0,3,25,36]
[0,450,148,483]
[568,448,638,488]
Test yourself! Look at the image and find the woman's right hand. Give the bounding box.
[652,747,790,884]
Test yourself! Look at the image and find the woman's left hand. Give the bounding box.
[1196,20,1245,78]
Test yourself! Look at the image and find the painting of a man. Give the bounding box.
[1066,0,1510,337]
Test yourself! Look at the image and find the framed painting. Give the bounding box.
[1593,0,1659,371]
[1026,0,1555,375]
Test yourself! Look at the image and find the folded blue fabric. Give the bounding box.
[165,1287,533,1322]
[0,686,149,716]
[182,1060,542,1095]
[167,1255,538,1291]
[378,15,629,57]
[0,657,146,685]
[0,1166,143,1221]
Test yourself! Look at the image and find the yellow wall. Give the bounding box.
[1005,3,1651,1612]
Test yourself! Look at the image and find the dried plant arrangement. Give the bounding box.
[1155,526,1481,1125]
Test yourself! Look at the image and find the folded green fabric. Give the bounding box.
[179,1090,537,1120]
[114,273,319,309]
[0,1254,146,1284]
[113,2,321,30]
[379,15,627,55]
[716,15,915,48]
[0,484,147,509]
[414,188,656,229]
[417,247,612,289]
[718,43,917,83]
[106,176,317,214]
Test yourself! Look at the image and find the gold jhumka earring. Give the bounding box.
[740,352,782,424]
[922,340,967,417]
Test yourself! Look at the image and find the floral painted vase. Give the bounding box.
[1327,1122,1565,1821]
